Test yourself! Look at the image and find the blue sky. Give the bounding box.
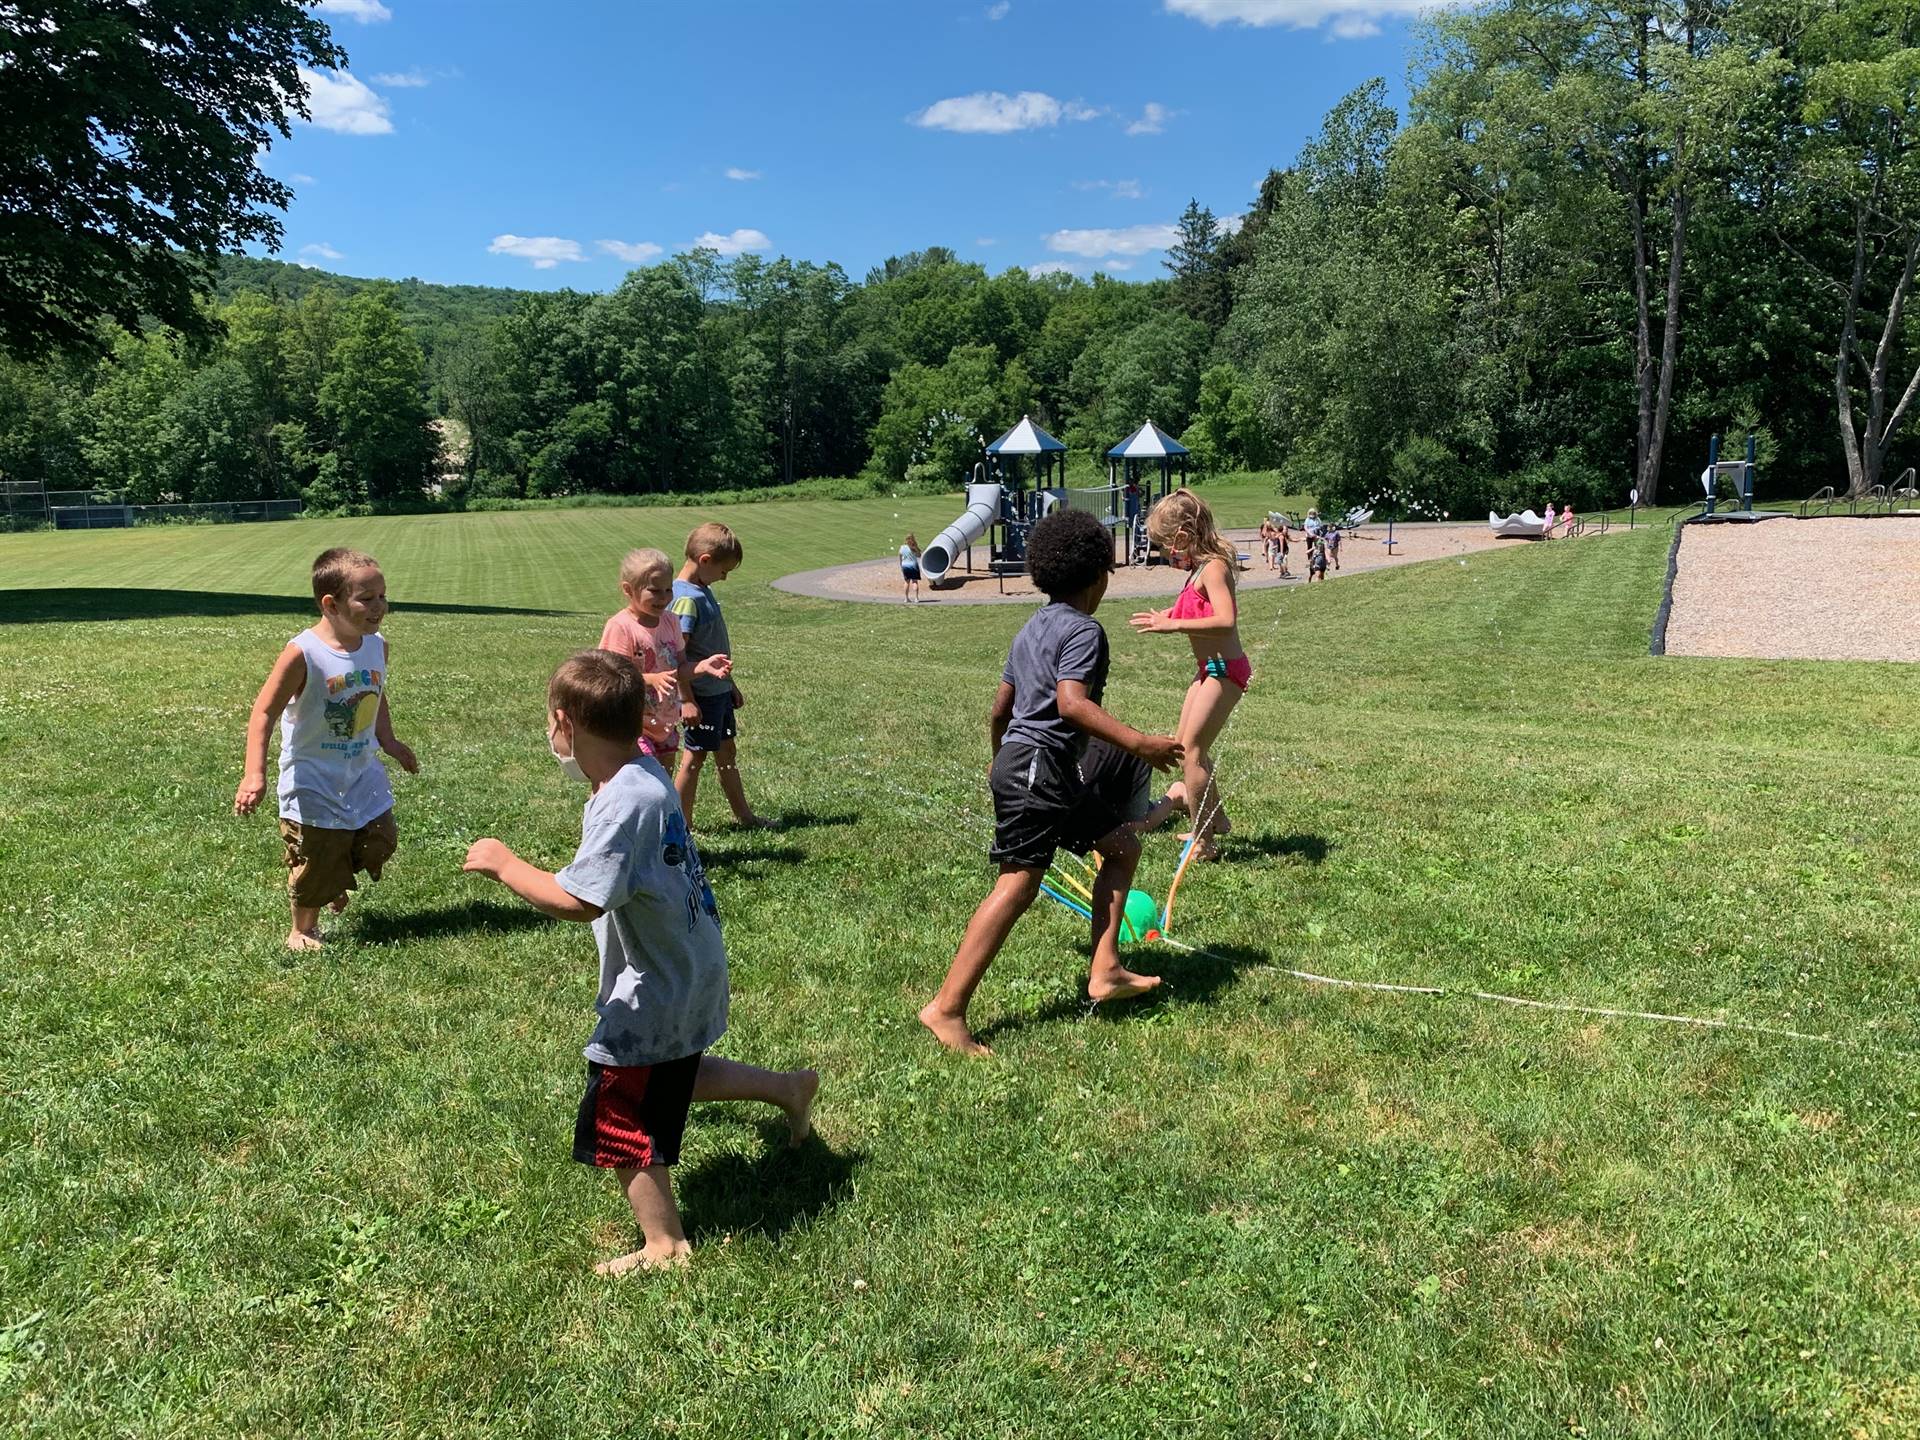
[269,0,1460,290]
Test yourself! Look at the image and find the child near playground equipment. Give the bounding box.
[1307,533,1328,582]
[600,547,730,770]
[919,509,1183,1057]
[670,522,774,830]
[1277,520,1292,578]
[1325,524,1342,571]
[462,649,816,1274]
[900,533,922,603]
[1131,489,1249,864]
[234,547,419,952]
[1258,517,1281,570]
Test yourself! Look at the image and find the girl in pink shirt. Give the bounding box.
[600,548,729,766]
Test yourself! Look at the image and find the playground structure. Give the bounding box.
[920,417,1190,587]
[1106,422,1189,566]
[919,416,1067,588]
[1488,509,1550,539]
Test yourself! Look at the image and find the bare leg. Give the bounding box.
[1128,780,1187,837]
[712,738,772,828]
[1086,828,1160,1004]
[288,902,324,951]
[597,1165,690,1275]
[920,866,1043,1055]
[674,748,705,823]
[693,1056,818,1145]
[1178,675,1242,856]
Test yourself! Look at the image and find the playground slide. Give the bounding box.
[1489,508,1547,538]
[921,482,1002,584]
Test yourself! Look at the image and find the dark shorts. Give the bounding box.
[902,563,921,581]
[989,739,1148,870]
[684,691,736,752]
[278,809,397,907]
[573,1053,702,1169]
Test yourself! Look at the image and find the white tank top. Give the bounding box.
[277,629,393,829]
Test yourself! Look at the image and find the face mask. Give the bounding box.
[549,722,588,784]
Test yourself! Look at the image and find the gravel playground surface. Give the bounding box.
[1665,516,1920,662]
[774,522,1527,605]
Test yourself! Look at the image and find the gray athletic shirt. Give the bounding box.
[999,602,1109,757]
[556,757,729,1067]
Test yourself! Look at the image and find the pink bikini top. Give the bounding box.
[1168,576,1212,621]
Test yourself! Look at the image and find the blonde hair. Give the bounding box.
[904,532,919,551]
[685,521,743,564]
[619,547,672,587]
[1145,488,1237,591]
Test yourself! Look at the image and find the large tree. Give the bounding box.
[0,0,342,359]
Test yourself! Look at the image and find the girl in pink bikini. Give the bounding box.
[1130,488,1249,861]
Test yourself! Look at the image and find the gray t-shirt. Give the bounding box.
[670,579,733,697]
[556,757,729,1067]
[999,601,1109,757]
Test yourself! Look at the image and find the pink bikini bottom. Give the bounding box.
[1195,655,1252,692]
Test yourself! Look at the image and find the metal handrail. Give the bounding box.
[1800,485,1837,518]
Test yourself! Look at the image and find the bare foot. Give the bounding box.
[734,814,779,831]
[1087,966,1162,1005]
[328,893,351,914]
[1178,833,1224,863]
[595,1242,691,1276]
[285,928,323,952]
[918,1001,991,1057]
[781,1069,819,1147]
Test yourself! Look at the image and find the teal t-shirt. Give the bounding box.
[669,579,732,697]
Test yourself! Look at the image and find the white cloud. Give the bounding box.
[1125,102,1170,136]
[986,1,1011,17]
[1074,178,1145,200]
[691,228,771,256]
[1219,212,1246,235]
[317,0,392,22]
[299,69,393,135]
[1103,258,1135,271]
[372,68,431,87]
[300,242,346,261]
[288,172,317,185]
[724,167,762,181]
[1027,261,1080,277]
[488,234,587,269]
[910,91,1101,134]
[598,239,664,263]
[1162,0,1470,39]
[1045,222,1181,257]
[975,237,998,246]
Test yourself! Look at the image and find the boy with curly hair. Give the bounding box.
[919,509,1184,1056]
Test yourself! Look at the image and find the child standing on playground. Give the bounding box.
[919,508,1183,1057]
[670,522,774,830]
[1258,517,1279,570]
[599,547,731,770]
[900,533,922,603]
[463,650,816,1274]
[1325,524,1342,571]
[1132,488,1249,863]
[233,547,419,951]
[1307,533,1328,583]
[1277,519,1292,578]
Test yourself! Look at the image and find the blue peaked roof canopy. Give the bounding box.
[1107,421,1189,459]
[986,415,1067,455]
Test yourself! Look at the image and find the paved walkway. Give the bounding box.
[772,523,1528,606]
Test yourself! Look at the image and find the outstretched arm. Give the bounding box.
[1130,560,1237,637]
[463,840,603,922]
[234,644,306,815]
[1057,680,1182,771]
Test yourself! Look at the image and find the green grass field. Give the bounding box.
[2,481,1917,1437]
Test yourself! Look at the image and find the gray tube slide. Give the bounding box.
[920,482,1002,583]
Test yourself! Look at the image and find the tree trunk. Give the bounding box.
[1644,158,1688,503]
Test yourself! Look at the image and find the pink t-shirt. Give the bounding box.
[598,609,683,753]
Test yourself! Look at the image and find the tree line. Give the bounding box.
[6,0,1920,519]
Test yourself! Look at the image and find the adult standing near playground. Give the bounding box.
[900,533,922,604]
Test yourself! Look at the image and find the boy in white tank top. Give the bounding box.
[234,547,419,951]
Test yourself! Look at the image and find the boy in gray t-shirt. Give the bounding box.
[918,510,1184,1057]
[464,649,817,1275]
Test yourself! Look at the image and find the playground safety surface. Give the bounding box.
[774,523,1517,605]
[1664,515,1920,662]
